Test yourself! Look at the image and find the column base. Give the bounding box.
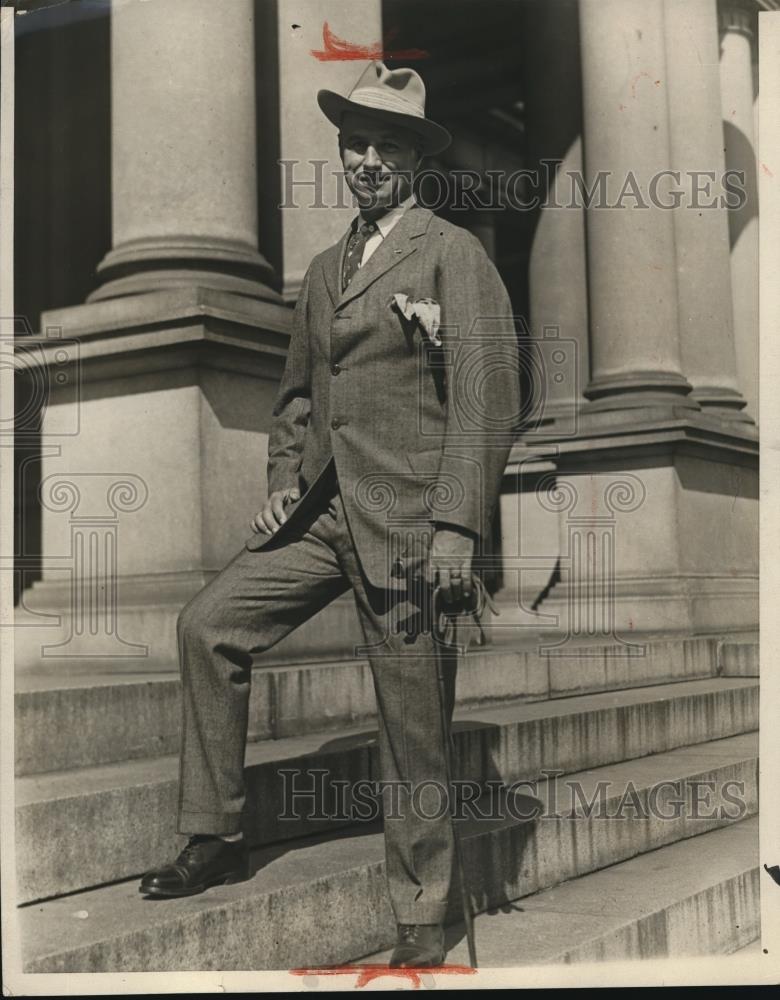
[19,287,370,671]
[691,385,754,424]
[498,414,758,642]
[88,237,281,304]
[582,371,699,412]
[571,404,759,445]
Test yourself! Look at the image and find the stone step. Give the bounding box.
[718,641,759,677]
[15,633,732,776]
[360,815,760,968]
[16,681,757,903]
[18,734,758,972]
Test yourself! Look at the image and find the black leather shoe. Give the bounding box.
[139,835,250,898]
[389,923,446,967]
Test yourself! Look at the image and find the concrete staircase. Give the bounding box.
[15,632,759,972]
[363,817,761,966]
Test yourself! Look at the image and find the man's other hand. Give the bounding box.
[250,487,301,535]
[430,524,475,607]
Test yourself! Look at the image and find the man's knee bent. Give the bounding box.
[176,587,224,649]
[175,578,264,668]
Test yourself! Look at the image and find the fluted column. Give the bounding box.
[578,0,697,412]
[90,0,277,302]
[719,0,759,421]
[663,0,750,421]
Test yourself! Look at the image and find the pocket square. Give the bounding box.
[391,294,442,347]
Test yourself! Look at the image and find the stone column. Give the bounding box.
[719,0,759,421]
[17,0,380,670]
[544,0,759,638]
[663,0,750,422]
[495,0,586,628]
[524,0,589,425]
[90,0,277,302]
[578,0,697,412]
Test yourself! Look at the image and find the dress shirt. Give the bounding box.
[357,194,417,268]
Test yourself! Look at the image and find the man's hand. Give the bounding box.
[430,524,475,607]
[250,487,301,535]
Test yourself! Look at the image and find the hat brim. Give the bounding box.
[317,89,452,156]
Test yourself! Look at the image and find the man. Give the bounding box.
[139,61,520,968]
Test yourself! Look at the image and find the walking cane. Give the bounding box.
[429,573,495,970]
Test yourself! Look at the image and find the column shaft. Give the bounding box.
[663,0,750,420]
[579,0,696,411]
[91,0,277,302]
[719,1,759,421]
[524,0,589,424]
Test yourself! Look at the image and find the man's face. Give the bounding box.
[339,111,422,216]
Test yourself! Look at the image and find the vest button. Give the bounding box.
[331,418,341,430]
[331,363,341,376]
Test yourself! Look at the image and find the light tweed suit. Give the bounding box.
[176,202,520,924]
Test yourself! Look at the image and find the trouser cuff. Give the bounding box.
[177,809,243,836]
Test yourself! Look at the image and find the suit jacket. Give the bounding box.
[245,203,521,590]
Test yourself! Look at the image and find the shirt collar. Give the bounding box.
[357,193,417,238]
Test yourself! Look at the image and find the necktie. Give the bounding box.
[342,220,378,291]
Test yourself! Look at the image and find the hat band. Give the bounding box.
[348,87,426,120]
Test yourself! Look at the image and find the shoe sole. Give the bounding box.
[389,961,442,968]
[389,951,445,968]
[139,867,250,898]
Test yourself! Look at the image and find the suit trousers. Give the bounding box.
[175,459,459,925]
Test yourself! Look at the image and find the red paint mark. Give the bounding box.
[762,162,774,177]
[290,963,476,988]
[311,22,429,61]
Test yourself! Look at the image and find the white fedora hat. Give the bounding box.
[317,60,452,156]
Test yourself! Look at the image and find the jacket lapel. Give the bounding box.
[333,204,433,311]
[321,226,350,307]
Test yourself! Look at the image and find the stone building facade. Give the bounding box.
[9,0,769,973]
[14,0,765,663]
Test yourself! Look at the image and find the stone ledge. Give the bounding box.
[20,286,293,385]
[508,410,759,475]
